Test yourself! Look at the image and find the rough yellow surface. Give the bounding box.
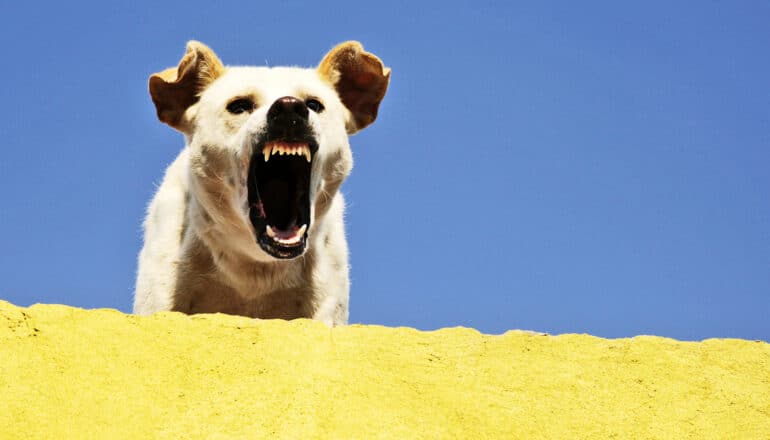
[1,301,768,439]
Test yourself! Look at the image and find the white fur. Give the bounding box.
[133,46,384,326]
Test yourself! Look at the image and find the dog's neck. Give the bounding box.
[184,215,309,299]
[173,226,318,317]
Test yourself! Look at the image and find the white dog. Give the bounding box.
[133,41,390,325]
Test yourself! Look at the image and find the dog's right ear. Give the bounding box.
[149,41,225,131]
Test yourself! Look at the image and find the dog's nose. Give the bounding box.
[267,96,309,124]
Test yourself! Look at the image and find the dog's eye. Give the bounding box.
[306,98,324,113]
[226,98,255,115]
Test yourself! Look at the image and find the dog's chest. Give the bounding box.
[174,244,316,319]
[184,285,316,319]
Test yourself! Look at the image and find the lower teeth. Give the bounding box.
[265,224,307,245]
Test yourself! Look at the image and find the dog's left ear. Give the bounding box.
[318,41,391,133]
[149,41,225,132]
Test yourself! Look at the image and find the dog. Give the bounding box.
[133,41,390,325]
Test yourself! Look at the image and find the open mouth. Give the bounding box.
[248,140,316,259]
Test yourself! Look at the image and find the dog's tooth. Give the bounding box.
[263,145,271,162]
[298,224,307,236]
[266,225,276,238]
[300,146,311,163]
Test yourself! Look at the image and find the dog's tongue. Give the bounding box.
[270,225,298,239]
[266,224,307,243]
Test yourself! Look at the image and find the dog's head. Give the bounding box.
[148,41,389,262]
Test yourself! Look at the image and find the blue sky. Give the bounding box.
[0,1,768,340]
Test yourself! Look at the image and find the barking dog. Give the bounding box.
[133,41,390,325]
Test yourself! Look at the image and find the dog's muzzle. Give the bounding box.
[247,97,318,259]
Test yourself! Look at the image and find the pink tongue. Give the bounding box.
[270,225,299,239]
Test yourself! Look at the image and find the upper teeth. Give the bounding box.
[262,143,311,163]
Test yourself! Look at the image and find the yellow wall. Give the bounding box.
[1,300,768,439]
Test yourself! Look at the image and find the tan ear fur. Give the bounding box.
[149,41,225,131]
[318,41,391,133]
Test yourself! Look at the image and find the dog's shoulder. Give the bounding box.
[134,148,190,315]
[143,148,190,234]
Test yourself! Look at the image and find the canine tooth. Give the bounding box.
[266,225,276,238]
[262,146,271,162]
[296,145,310,162]
[298,224,307,236]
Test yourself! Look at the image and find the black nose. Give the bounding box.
[267,96,308,124]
